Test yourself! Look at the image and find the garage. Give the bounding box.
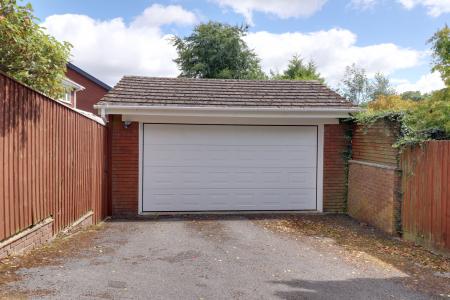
[141,124,318,212]
[95,76,358,215]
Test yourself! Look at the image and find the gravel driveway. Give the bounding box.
[2,216,435,299]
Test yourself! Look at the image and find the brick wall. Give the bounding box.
[61,212,94,235]
[348,161,401,233]
[0,212,97,260]
[0,218,53,260]
[323,124,351,212]
[110,115,139,217]
[348,118,402,234]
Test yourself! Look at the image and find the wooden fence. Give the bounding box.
[401,141,450,253]
[0,72,108,241]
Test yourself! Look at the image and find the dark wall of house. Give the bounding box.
[66,68,109,115]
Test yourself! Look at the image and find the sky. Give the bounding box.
[28,0,449,93]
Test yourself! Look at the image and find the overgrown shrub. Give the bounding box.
[353,88,449,147]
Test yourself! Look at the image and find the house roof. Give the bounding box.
[67,62,112,91]
[96,76,355,110]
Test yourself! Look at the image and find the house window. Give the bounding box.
[60,90,72,104]
[60,77,84,106]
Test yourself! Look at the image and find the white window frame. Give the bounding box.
[60,77,84,106]
[60,90,72,104]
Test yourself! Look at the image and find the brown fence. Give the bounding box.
[0,72,108,242]
[401,141,450,253]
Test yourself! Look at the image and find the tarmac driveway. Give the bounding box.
[1,216,436,299]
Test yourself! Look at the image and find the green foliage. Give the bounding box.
[171,21,266,80]
[271,55,324,82]
[404,88,450,138]
[354,25,450,147]
[367,94,417,111]
[400,90,429,101]
[354,88,450,147]
[0,0,72,98]
[428,24,450,86]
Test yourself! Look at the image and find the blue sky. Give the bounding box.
[28,0,449,92]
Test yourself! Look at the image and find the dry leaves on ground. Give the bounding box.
[253,214,450,297]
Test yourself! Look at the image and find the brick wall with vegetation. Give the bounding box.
[348,119,402,234]
[110,115,139,217]
[323,124,352,212]
[352,119,400,167]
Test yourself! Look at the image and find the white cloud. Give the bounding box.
[132,4,198,28]
[397,0,450,16]
[43,6,438,93]
[42,4,198,85]
[212,0,327,25]
[245,28,423,86]
[350,0,378,10]
[394,72,445,93]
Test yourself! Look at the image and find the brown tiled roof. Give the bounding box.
[97,76,354,109]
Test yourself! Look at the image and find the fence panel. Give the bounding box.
[0,72,108,241]
[401,141,450,252]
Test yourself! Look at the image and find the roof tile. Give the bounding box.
[97,76,355,109]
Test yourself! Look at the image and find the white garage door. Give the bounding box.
[141,124,317,212]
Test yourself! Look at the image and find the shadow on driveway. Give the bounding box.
[270,278,425,300]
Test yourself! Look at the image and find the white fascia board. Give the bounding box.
[62,77,85,91]
[122,115,340,125]
[95,104,359,120]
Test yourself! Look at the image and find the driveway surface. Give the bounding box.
[3,216,435,299]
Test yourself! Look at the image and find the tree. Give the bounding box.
[171,21,266,79]
[428,24,450,86]
[400,91,429,101]
[0,0,72,98]
[272,55,324,82]
[338,64,399,104]
[338,64,372,104]
[367,94,417,112]
[405,88,450,139]
[370,72,395,99]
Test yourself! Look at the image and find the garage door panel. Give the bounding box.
[142,124,317,212]
[143,146,317,168]
[143,166,316,189]
[144,125,317,146]
[142,188,317,211]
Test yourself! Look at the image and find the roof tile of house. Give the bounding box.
[97,76,354,109]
